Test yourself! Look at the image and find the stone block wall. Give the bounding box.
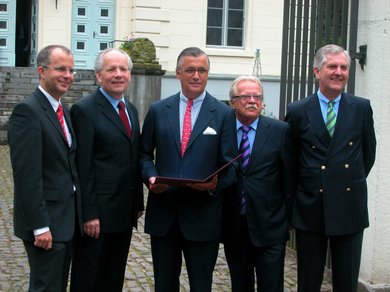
[0,67,98,143]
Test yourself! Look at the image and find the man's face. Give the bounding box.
[230,80,263,125]
[38,48,75,100]
[314,52,349,99]
[96,50,131,99]
[176,55,209,100]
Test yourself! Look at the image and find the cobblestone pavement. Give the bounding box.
[0,145,332,291]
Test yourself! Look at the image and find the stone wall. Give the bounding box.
[0,67,164,143]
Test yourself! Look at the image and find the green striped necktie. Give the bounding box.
[326,100,336,137]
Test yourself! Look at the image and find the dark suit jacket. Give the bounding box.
[222,113,295,246]
[8,87,81,242]
[285,92,376,236]
[140,92,236,241]
[70,89,144,233]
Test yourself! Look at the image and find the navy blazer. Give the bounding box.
[222,113,295,246]
[140,92,237,241]
[70,89,144,233]
[285,92,376,236]
[8,87,81,242]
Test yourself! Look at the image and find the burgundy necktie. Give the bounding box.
[118,101,132,138]
[56,103,69,145]
[181,99,193,157]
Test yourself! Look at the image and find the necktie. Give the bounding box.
[56,103,69,145]
[181,99,193,157]
[239,126,251,212]
[326,100,336,137]
[118,101,132,138]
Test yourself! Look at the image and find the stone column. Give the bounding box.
[356,1,390,291]
[122,38,166,127]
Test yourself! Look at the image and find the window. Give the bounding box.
[206,0,244,47]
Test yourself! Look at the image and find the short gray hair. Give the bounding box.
[94,48,133,72]
[313,44,351,70]
[229,75,263,99]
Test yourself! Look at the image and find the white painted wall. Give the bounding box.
[356,0,390,286]
[37,0,72,49]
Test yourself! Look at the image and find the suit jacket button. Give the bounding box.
[346,187,351,192]
[321,165,326,170]
[319,188,324,193]
[311,145,316,149]
[345,164,349,169]
[349,141,353,146]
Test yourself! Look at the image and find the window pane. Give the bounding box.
[229,0,244,9]
[207,28,222,45]
[227,29,243,46]
[208,0,223,8]
[228,10,243,28]
[207,8,222,27]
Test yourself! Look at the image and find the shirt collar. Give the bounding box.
[38,85,62,112]
[179,91,206,105]
[317,90,341,105]
[100,87,126,107]
[236,118,259,132]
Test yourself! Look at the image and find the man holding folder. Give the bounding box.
[140,47,236,292]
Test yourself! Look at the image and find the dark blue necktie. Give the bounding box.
[239,126,251,213]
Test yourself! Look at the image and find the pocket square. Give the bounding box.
[203,127,217,135]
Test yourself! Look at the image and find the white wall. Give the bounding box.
[356,0,390,287]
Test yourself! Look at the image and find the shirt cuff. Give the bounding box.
[33,227,50,236]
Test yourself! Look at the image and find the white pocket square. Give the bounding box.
[203,127,217,135]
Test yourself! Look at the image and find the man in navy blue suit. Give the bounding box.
[222,75,295,291]
[285,44,376,291]
[140,47,236,292]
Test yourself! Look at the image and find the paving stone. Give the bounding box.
[0,145,333,291]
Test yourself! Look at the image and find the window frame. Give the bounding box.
[206,0,246,49]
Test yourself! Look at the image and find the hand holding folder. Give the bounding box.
[154,153,241,186]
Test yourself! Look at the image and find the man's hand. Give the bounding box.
[149,177,168,194]
[83,219,100,239]
[34,230,52,250]
[187,175,218,191]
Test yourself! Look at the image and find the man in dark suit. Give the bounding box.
[140,47,236,292]
[70,48,144,292]
[8,45,81,292]
[285,44,377,292]
[222,76,295,291]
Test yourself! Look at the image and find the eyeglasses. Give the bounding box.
[181,67,209,76]
[233,94,263,101]
[42,66,76,75]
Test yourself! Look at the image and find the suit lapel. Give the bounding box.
[164,94,181,154]
[96,90,130,140]
[34,88,70,147]
[246,116,271,171]
[187,94,214,148]
[332,93,354,141]
[305,94,331,145]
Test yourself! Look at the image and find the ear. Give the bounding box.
[313,67,320,80]
[175,68,180,79]
[95,72,102,83]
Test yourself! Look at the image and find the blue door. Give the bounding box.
[0,0,16,66]
[72,0,115,69]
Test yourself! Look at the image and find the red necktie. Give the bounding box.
[118,101,132,138]
[181,99,193,157]
[56,103,69,144]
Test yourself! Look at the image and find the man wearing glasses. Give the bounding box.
[8,45,81,292]
[222,75,295,291]
[140,47,236,291]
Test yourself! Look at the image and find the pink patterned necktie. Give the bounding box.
[56,103,69,145]
[118,101,132,138]
[239,126,251,213]
[181,99,193,157]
